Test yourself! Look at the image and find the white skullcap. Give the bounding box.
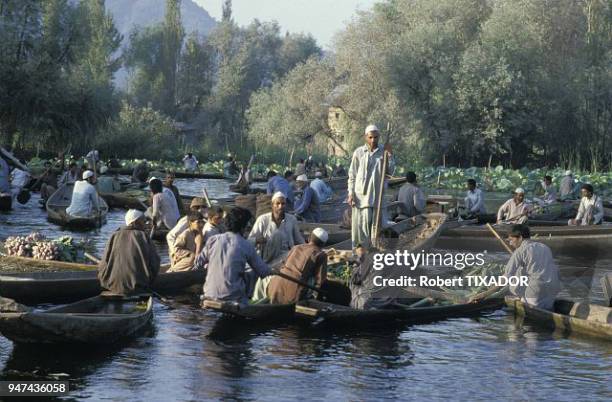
[148,176,159,183]
[271,191,286,201]
[514,187,525,194]
[125,209,144,226]
[100,166,108,174]
[82,170,94,180]
[311,228,328,243]
[315,171,323,178]
[565,170,572,176]
[296,174,308,182]
[365,124,379,134]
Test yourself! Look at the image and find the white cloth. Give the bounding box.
[66,181,100,217]
[574,195,604,225]
[504,240,560,310]
[464,188,486,214]
[167,215,189,258]
[497,199,531,224]
[152,191,180,230]
[310,178,332,203]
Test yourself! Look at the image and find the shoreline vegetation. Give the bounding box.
[1,0,610,172]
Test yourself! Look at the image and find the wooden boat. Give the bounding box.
[299,222,351,245]
[295,298,503,327]
[99,192,147,210]
[107,167,225,180]
[0,194,11,211]
[505,297,612,341]
[202,299,296,321]
[0,254,96,271]
[0,295,153,344]
[0,270,204,305]
[328,213,448,252]
[437,223,612,256]
[46,183,109,228]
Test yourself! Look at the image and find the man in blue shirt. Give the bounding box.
[266,170,294,208]
[293,174,321,222]
[310,171,332,203]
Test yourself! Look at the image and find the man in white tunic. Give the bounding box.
[394,171,426,219]
[248,192,304,263]
[497,188,531,224]
[348,125,395,249]
[569,184,604,225]
[559,170,575,199]
[470,225,560,310]
[464,179,486,217]
[66,170,100,217]
[182,153,198,172]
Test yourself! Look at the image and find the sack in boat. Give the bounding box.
[256,194,272,218]
[235,194,257,217]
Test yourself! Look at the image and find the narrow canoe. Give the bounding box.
[436,223,612,256]
[202,299,296,321]
[99,192,147,210]
[505,297,612,341]
[0,295,153,344]
[46,183,109,229]
[299,222,351,245]
[295,299,503,327]
[0,270,203,305]
[0,253,171,272]
[107,168,225,180]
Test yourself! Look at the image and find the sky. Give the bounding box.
[194,0,379,48]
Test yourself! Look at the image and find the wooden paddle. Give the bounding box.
[485,223,513,254]
[372,146,389,249]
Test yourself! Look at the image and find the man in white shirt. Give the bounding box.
[464,179,486,217]
[182,153,198,172]
[569,184,604,225]
[66,170,100,217]
[149,178,180,230]
[497,188,531,224]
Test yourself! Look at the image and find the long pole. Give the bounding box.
[372,148,388,248]
[485,223,513,254]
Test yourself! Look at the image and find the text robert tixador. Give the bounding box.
[372,251,487,271]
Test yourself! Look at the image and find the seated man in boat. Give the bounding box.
[98,209,160,296]
[394,171,426,220]
[195,207,270,305]
[182,153,199,172]
[132,160,149,183]
[248,192,305,263]
[96,166,121,194]
[266,170,294,208]
[167,197,210,258]
[295,158,306,176]
[163,172,185,215]
[293,174,321,223]
[168,212,205,272]
[310,171,333,203]
[496,188,532,224]
[203,206,225,245]
[569,184,604,226]
[58,162,79,186]
[537,175,557,205]
[149,178,180,230]
[470,224,560,310]
[463,179,486,218]
[267,228,328,304]
[66,170,101,217]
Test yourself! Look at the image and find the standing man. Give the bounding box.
[394,171,426,219]
[98,209,160,296]
[347,125,394,249]
[497,188,531,224]
[464,179,486,218]
[183,153,199,172]
[249,192,304,263]
[469,224,560,310]
[569,184,604,226]
[66,171,100,217]
[559,170,574,199]
[293,174,321,223]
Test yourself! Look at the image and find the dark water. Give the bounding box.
[0,180,611,401]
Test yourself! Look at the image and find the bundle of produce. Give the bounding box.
[2,233,93,262]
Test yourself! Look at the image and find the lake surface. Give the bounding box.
[0,179,610,401]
